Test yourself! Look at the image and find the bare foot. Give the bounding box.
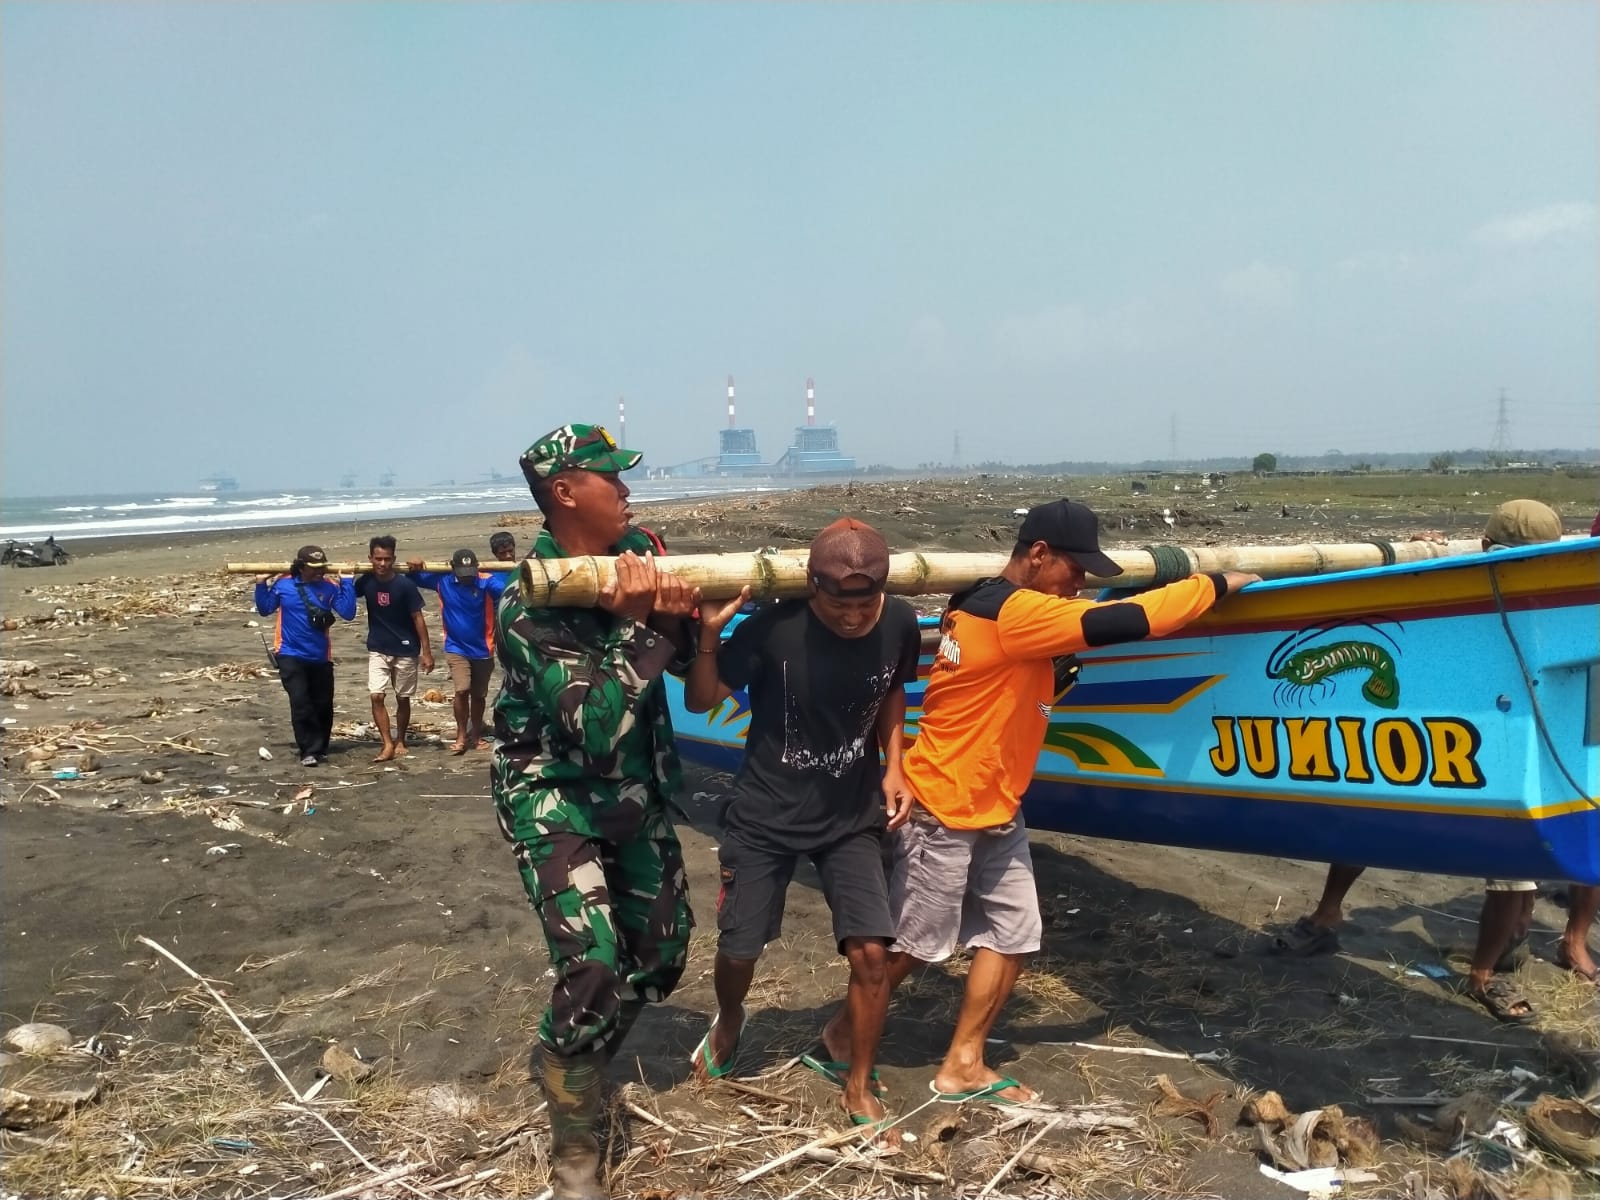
[373,746,396,763]
[391,742,407,758]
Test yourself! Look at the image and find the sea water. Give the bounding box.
[0,479,787,543]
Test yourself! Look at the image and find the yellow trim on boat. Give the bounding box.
[1031,768,1599,821]
[1192,549,1600,628]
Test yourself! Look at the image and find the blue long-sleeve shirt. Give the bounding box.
[411,571,507,659]
[254,575,357,661]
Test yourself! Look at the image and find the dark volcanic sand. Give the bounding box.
[3,477,1596,1199]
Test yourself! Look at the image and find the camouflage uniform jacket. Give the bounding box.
[492,526,689,829]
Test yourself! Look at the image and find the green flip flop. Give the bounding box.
[928,1076,1034,1106]
[689,1005,747,1079]
[800,1051,886,1094]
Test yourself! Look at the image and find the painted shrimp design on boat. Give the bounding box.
[1266,621,1402,710]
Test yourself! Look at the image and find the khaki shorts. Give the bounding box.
[889,813,1042,961]
[1484,879,1537,892]
[447,652,494,696]
[367,653,419,697]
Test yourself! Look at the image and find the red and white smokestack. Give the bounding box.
[727,375,736,429]
[806,376,815,427]
[618,396,626,448]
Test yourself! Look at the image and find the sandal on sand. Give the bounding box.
[1269,916,1340,958]
[929,1077,1037,1107]
[843,1106,902,1156]
[800,1050,886,1094]
[689,1005,746,1079]
[1554,945,1600,985]
[1462,976,1536,1023]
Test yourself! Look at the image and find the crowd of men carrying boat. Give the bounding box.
[245,421,1598,1197]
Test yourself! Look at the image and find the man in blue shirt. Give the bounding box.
[355,536,434,762]
[407,547,507,754]
[254,545,358,766]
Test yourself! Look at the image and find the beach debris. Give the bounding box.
[1542,1034,1600,1102]
[76,749,102,773]
[1247,1094,1379,1171]
[1396,1091,1499,1151]
[1242,1090,1295,1129]
[51,768,80,781]
[422,688,447,703]
[139,769,164,784]
[1259,1163,1379,1195]
[257,746,273,760]
[2,1023,74,1057]
[419,1082,482,1120]
[1523,1094,1600,1167]
[320,1042,375,1083]
[1152,1073,1225,1136]
[1,1078,102,1130]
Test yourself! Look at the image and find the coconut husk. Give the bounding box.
[1522,1093,1600,1167]
[1318,1104,1380,1167]
[1437,1091,1499,1138]
[1153,1073,1226,1137]
[1510,1168,1574,1200]
[1397,1112,1458,1152]
[1241,1090,1295,1130]
[1443,1159,1513,1200]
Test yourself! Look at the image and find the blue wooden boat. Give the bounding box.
[667,539,1600,885]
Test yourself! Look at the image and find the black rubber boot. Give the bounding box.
[537,1045,610,1200]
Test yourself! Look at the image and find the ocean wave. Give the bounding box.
[1,480,788,543]
[1,497,428,540]
[102,496,220,512]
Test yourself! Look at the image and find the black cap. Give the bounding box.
[1018,500,1123,578]
[450,548,481,580]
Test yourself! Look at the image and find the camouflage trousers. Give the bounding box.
[495,782,694,1057]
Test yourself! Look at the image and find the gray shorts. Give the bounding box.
[889,815,1042,961]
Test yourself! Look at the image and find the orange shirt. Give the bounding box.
[902,573,1226,829]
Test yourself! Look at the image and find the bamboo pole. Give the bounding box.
[226,539,1485,605]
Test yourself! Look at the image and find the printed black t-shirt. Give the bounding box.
[355,573,425,657]
[717,596,921,853]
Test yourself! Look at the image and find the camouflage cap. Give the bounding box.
[519,423,642,481]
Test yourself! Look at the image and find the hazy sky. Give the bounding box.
[3,1,1597,496]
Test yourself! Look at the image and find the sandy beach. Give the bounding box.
[3,474,1597,1200]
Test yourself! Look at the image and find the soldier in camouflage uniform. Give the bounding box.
[493,423,698,1200]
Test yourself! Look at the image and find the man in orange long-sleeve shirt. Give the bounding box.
[849,499,1257,1106]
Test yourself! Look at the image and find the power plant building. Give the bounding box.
[666,376,855,478]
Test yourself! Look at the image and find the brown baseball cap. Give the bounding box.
[808,518,890,597]
[1483,499,1562,547]
[296,545,329,567]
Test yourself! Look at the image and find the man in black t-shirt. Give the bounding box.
[355,535,433,762]
[684,518,920,1147]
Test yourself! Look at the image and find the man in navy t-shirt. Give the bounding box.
[355,536,433,762]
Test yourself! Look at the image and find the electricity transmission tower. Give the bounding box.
[1490,389,1511,464]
